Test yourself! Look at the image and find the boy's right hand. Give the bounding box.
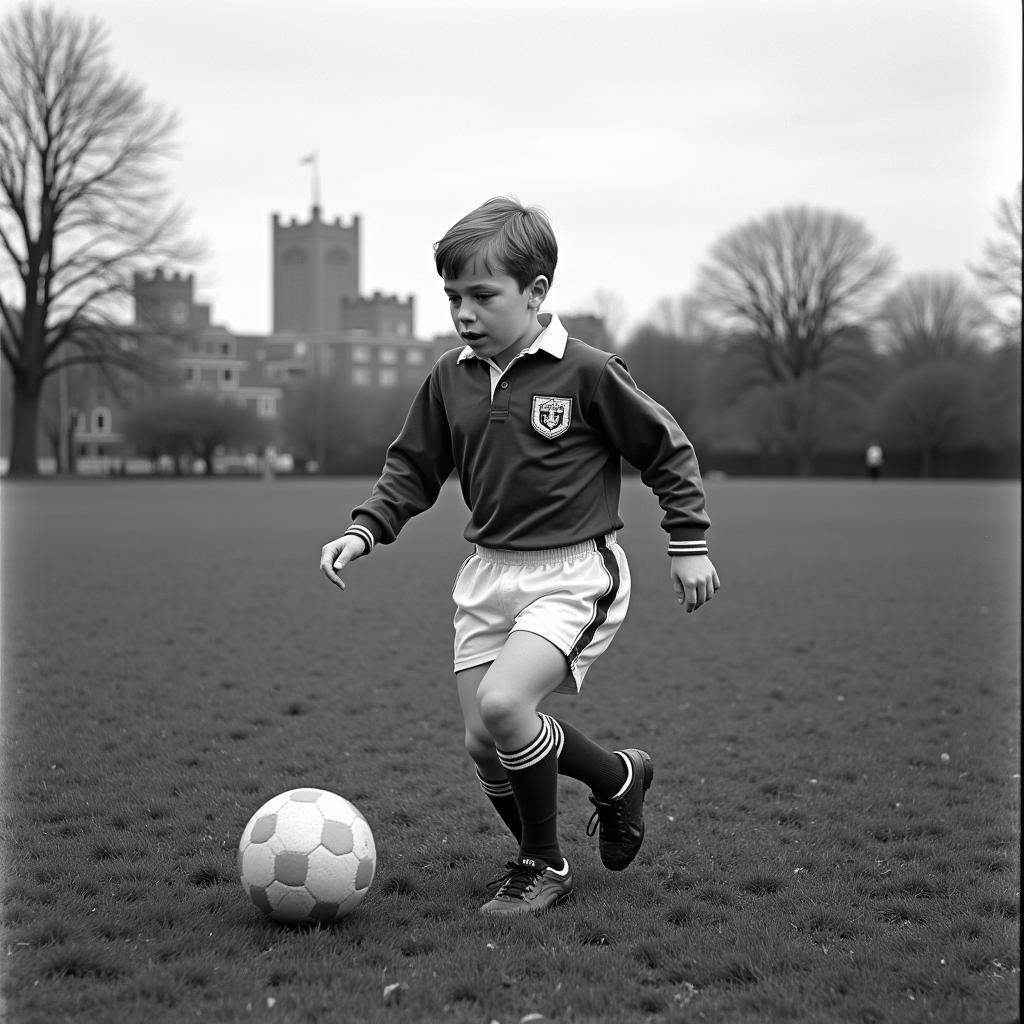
[319,535,367,591]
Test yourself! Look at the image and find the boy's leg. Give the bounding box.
[457,665,521,842]
[475,630,568,870]
[546,716,629,799]
[543,714,653,872]
[472,630,574,915]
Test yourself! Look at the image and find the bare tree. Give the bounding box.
[970,183,1022,345]
[876,273,992,369]
[695,206,895,474]
[0,5,198,475]
[871,363,985,477]
[645,293,717,343]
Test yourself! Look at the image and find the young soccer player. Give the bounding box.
[320,197,719,915]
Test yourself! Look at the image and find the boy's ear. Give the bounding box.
[526,275,549,309]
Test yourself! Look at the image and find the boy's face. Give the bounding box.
[443,256,548,367]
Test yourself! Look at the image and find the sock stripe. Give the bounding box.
[476,771,513,798]
[540,713,564,757]
[497,717,557,772]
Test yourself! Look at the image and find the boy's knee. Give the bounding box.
[476,688,517,735]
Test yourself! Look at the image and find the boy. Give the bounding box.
[320,197,719,915]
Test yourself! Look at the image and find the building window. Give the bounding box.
[397,322,409,336]
[184,366,196,382]
[379,368,399,388]
[326,246,350,265]
[220,341,232,356]
[406,348,425,366]
[258,395,276,418]
[93,407,112,434]
[379,347,398,365]
[294,341,307,358]
[352,345,371,364]
[222,368,236,387]
[351,367,372,387]
[283,247,307,265]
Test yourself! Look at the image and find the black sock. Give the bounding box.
[476,771,522,842]
[543,713,628,801]
[497,715,562,869]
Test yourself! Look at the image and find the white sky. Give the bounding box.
[63,0,1022,340]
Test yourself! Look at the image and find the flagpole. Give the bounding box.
[300,151,321,216]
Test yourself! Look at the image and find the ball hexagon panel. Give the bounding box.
[266,881,317,924]
[239,842,277,888]
[272,801,324,855]
[304,846,358,902]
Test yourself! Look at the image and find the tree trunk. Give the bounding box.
[6,387,42,477]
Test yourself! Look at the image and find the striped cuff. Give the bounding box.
[667,539,709,558]
[343,524,375,556]
[497,715,559,772]
[476,772,513,798]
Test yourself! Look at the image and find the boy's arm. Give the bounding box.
[588,356,720,612]
[671,554,720,614]
[319,533,368,591]
[320,363,455,592]
[587,356,710,553]
[348,365,456,549]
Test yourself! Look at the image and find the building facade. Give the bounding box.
[53,205,444,473]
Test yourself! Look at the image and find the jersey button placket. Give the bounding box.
[490,376,512,422]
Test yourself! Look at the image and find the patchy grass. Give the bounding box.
[1,478,1019,1024]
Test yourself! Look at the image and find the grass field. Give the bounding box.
[1,477,1019,1024]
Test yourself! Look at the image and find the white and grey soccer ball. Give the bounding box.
[238,788,376,924]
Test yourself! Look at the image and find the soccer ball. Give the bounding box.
[238,788,376,924]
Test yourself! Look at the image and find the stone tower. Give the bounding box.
[272,205,360,334]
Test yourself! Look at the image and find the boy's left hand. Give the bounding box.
[671,555,720,614]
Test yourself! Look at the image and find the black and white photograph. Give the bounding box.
[1,1,1019,1022]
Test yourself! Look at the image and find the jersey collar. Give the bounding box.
[457,312,568,364]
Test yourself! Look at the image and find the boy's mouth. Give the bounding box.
[461,330,485,342]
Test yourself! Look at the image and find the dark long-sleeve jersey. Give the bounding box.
[349,315,710,556]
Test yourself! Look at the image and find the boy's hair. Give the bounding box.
[434,196,557,291]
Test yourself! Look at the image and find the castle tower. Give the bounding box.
[133,268,195,329]
[272,206,360,334]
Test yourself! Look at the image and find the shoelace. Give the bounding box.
[486,860,546,900]
[586,796,626,838]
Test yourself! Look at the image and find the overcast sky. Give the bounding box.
[66,0,1022,340]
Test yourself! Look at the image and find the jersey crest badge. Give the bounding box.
[531,395,572,439]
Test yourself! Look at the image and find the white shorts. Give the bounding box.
[451,533,631,694]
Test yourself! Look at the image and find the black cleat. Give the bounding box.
[586,749,654,870]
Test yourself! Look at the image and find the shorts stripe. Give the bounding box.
[497,715,557,772]
[567,538,619,670]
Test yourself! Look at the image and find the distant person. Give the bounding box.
[866,443,884,481]
[320,197,719,915]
